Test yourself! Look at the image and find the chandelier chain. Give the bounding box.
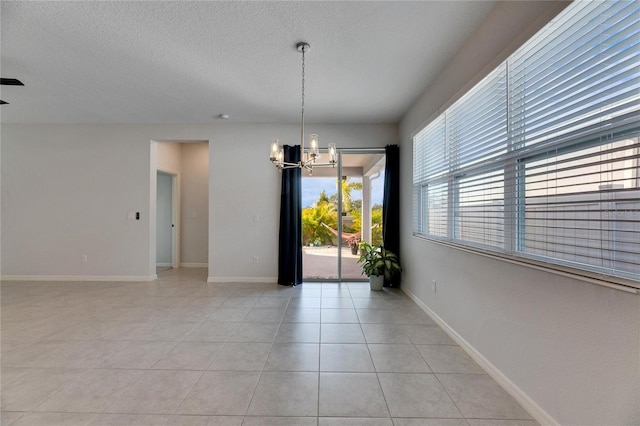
[301,47,305,119]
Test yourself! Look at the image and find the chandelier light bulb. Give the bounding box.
[310,134,319,157]
[328,143,337,163]
[270,139,280,162]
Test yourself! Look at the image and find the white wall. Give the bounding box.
[157,142,182,173]
[207,123,396,282]
[1,125,152,278]
[180,142,208,265]
[0,124,3,276]
[1,123,396,282]
[399,2,640,425]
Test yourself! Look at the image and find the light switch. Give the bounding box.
[253,213,260,222]
[127,212,135,220]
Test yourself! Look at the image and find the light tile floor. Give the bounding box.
[1,268,537,426]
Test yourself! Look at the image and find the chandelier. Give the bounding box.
[270,42,337,173]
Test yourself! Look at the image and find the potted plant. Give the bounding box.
[347,236,360,255]
[357,242,402,290]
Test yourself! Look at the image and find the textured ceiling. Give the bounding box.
[0,1,496,124]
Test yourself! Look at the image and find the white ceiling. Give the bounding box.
[0,1,497,124]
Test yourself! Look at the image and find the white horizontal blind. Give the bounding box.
[427,181,448,237]
[521,137,640,280]
[448,64,507,168]
[511,0,640,281]
[412,179,423,235]
[413,115,446,183]
[413,115,446,236]
[448,64,507,249]
[456,169,505,249]
[412,0,640,286]
[509,0,640,149]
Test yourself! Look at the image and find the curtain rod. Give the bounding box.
[335,147,387,152]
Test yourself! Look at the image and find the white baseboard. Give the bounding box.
[1,275,157,282]
[180,263,208,268]
[207,276,278,283]
[402,286,559,426]
[156,263,172,267]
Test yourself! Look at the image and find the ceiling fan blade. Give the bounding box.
[0,100,8,104]
[0,78,24,86]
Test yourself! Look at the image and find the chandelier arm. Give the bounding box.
[279,162,303,170]
[308,162,336,167]
[276,160,300,166]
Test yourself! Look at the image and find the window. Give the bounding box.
[412,0,640,287]
[456,169,505,249]
[521,138,640,279]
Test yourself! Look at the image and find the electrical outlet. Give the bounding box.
[81,254,88,263]
[252,256,259,264]
[432,280,437,293]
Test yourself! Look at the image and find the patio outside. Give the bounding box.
[302,245,364,280]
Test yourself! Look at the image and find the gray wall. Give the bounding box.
[399,2,639,425]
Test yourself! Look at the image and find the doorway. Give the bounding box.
[301,149,385,281]
[150,140,209,278]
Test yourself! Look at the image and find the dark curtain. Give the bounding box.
[382,144,400,287]
[278,145,303,286]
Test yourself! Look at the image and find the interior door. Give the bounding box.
[156,171,174,269]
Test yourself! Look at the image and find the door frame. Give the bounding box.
[150,139,210,278]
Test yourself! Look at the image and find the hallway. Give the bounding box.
[1,268,535,425]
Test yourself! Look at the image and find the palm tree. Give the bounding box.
[302,191,338,245]
[341,177,363,214]
[328,177,363,214]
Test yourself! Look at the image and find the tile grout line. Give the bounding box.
[3,271,535,424]
[357,290,395,422]
[238,285,292,419]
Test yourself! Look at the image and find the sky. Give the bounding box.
[301,171,385,208]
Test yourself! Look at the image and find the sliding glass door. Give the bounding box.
[301,149,385,281]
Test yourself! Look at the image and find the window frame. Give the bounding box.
[411,0,640,291]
